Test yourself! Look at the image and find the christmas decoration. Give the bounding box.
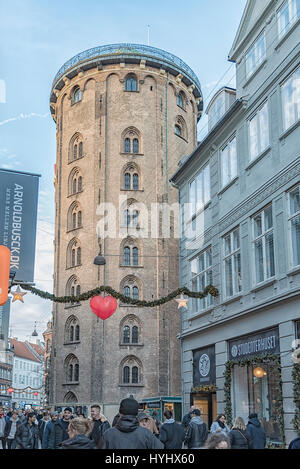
[7,387,13,394]
[90,295,117,320]
[253,366,265,378]
[11,285,27,303]
[292,363,300,435]
[175,294,189,309]
[33,392,38,397]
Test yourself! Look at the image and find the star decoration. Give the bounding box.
[11,286,27,303]
[175,294,189,309]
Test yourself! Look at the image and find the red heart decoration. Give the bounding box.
[90,295,117,320]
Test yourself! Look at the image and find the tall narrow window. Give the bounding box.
[70,326,74,343]
[77,247,81,265]
[132,210,139,227]
[78,211,82,227]
[73,88,82,104]
[132,366,139,383]
[124,173,131,190]
[253,205,275,284]
[74,364,79,381]
[124,286,130,297]
[72,213,77,230]
[223,228,242,298]
[175,124,182,136]
[73,178,77,194]
[125,138,131,153]
[75,325,80,341]
[123,366,130,383]
[73,145,78,160]
[277,0,300,39]
[288,185,300,267]
[78,176,82,192]
[79,142,83,158]
[246,32,266,79]
[191,247,213,313]
[123,326,130,344]
[177,92,184,108]
[124,247,130,266]
[249,102,269,160]
[189,164,210,217]
[132,326,139,344]
[221,137,237,188]
[133,139,139,154]
[132,286,139,300]
[125,75,138,92]
[133,174,139,190]
[69,365,73,382]
[132,247,138,266]
[281,67,300,131]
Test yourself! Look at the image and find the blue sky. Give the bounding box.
[0,0,247,341]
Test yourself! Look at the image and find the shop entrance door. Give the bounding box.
[191,393,217,430]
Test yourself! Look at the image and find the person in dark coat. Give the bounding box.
[246,413,266,449]
[48,407,73,449]
[4,411,22,449]
[61,418,95,449]
[90,404,110,446]
[42,412,58,449]
[184,409,208,449]
[159,410,185,449]
[181,405,195,429]
[112,413,120,427]
[38,411,50,444]
[100,398,164,449]
[229,417,251,449]
[15,412,39,449]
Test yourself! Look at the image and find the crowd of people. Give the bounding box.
[0,401,299,450]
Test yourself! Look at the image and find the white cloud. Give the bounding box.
[0,112,50,127]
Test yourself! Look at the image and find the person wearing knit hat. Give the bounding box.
[100,398,163,449]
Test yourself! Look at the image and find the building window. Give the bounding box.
[133,138,139,154]
[132,326,139,343]
[123,326,130,344]
[174,124,182,136]
[177,92,185,109]
[123,285,139,299]
[252,205,275,284]
[125,75,138,92]
[249,102,269,160]
[189,164,210,217]
[124,286,130,297]
[123,366,130,383]
[122,127,141,155]
[132,366,139,383]
[221,136,237,188]
[132,247,138,266]
[124,247,130,265]
[72,87,82,104]
[121,358,141,384]
[132,174,139,190]
[208,93,226,130]
[125,138,131,153]
[246,31,266,79]
[190,247,213,313]
[65,354,79,382]
[124,173,131,190]
[123,246,139,266]
[288,185,300,267]
[223,228,242,298]
[67,239,81,268]
[277,0,300,40]
[281,66,300,131]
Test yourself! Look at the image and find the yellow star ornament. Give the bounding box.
[175,294,189,309]
[11,285,27,303]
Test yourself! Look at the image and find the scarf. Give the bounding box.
[217,420,226,429]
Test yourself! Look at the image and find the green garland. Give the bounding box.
[223,353,285,447]
[292,362,300,435]
[191,384,217,393]
[19,283,219,307]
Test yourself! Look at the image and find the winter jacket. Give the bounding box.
[159,419,185,449]
[4,417,22,439]
[246,418,266,449]
[185,416,208,449]
[38,418,50,442]
[15,421,39,449]
[181,412,192,429]
[42,420,56,449]
[90,419,110,446]
[101,415,164,449]
[61,434,96,449]
[210,421,231,436]
[229,428,251,449]
[48,418,70,449]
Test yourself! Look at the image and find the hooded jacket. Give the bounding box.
[90,418,110,446]
[246,418,266,449]
[185,416,208,449]
[159,419,185,449]
[48,418,70,449]
[61,434,96,449]
[15,421,39,449]
[4,417,22,439]
[101,415,164,449]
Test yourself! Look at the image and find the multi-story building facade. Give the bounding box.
[49,44,203,420]
[10,338,44,408]
[171,0,300,447]
[0,338,13,406]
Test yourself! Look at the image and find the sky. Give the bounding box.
[0,0,247,342]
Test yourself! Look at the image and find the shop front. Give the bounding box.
[140,396,182,422]
[191,345,217,430]
[225,327,284,446]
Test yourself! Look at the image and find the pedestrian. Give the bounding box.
[15,412,39,449]
[0,406,6,449]
[246,413,266,449]
[229,417,251,449]
[184,408,208,449]
[3,410,22,449]
[138,412,159,436]
[61,418,96,449]
[288,436,300,449]
[100,398,164,449]
[48,407,73,449]
[36,409,44,422]
[210,414,231,436]
[38,411,51,445]
[42,412,58,449]
[151,410,161,433]
[159,410,185,449]
[205,433,231,449]
[90,404,110,447]
[181,405,195,429]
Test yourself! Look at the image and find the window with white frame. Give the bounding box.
[246,31,266,79]
[189,164,210,218]
[277,0,300,40]
[281,67,300,131]
[252,205,275,284]
[223,228,242,298]
[288,185,300,267]
[190,247,213,312]
[221,136,237,188]
[208,93,226,130]
[249,102,269,161]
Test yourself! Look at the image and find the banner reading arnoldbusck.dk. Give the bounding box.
[0,168,40,283]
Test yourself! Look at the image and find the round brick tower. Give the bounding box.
[49,43,203,418]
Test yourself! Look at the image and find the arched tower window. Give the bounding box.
[174,116,188,141]
[65,315,80,343]
[133,138,139,154]
[72,86,82,104]
[120,237,141,267]
[68,202,83,231]
[125,74,138,92]
[177,91,186,109]
[120,275,142,301]
[123,325,130,344]
[66,276,81,305]
[120,355,143,385]
[121,127,141,155]
[64,354,79,383]
[123,366,130,383]
[67,239,82,269]
[69,133,84,163]
[122,163,141,191]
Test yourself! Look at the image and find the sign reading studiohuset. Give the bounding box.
[0,169,40,283]
[193,345,216,386]
[229,327,280,360]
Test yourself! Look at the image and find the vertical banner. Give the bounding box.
[0,169,40,283]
